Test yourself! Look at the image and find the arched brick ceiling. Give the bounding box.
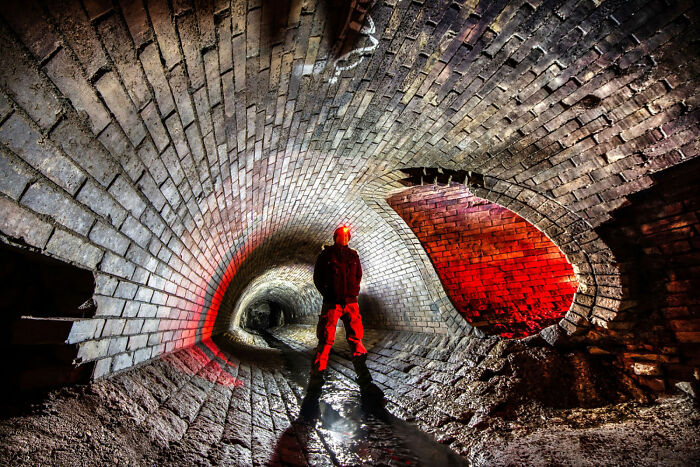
[0,0,697,377]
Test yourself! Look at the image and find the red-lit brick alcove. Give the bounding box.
[388,184,579,338]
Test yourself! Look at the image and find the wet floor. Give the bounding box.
[2,329,698,466]
[262,329,468,466]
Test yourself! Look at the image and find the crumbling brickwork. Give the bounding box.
[595,157,700,391]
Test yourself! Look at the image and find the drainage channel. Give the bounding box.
[260,329,468,466]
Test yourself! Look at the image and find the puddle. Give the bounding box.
[262,330,468,466]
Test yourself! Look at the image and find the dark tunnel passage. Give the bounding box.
[241,300,288,331]
[0,0,699,465]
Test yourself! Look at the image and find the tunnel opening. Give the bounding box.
[240,299,289,331]
[387,183,579,339]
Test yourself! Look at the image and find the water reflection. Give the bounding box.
[263,331,467,466]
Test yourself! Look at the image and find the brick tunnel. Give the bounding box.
[0,0,698,465]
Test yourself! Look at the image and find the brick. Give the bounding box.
[109,176,147,218]
[140,43,177,118]
[43,49,111,134]
[120,215,152,248]
[108,336,128,355]
[0,26,62,130]
[92,357,112,378]
[168,64,196,127]
[21,181,95,235]
[178,13,206,90]
[102,318,127,337]
[97,14,151,110]
[0,94,10,120]
[67,319,104,344]
[95,72,147,146]
[99,251,136,279]
[0,1,61,61]
[141,101,170,153]
[139,141,169,184]
[0,152,31,200]
[204,50,222,107]
[121,0,154,48]
[112,351,134,372]
[46,1,109,78]
[133,346,152,364]
[128,333,148,350]
[0,114,86,195]
[76,180,128,226]
[45,228,103,269]
[148,0,181,69]
[77,338,110,362]
[142,319,160,333]
[115,281,138,299]
[50,119,119,187]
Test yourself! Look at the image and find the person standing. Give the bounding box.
[306,226,382,398]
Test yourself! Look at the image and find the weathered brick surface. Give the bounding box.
[0,0,695,389]
[1,330,699,465]
[595,157,700,391]
[388,184,578,338]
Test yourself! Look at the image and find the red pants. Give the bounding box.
[313,302,367,371]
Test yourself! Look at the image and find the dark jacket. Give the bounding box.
[313,244,362,304]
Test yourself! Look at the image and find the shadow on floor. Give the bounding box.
[262,329,468,466]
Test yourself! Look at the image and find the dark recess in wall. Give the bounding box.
[0,241,96,409]
[596,156,700,392]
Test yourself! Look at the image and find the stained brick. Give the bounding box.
[97,15,151,110]
[121,0,153,48]
[46,228,103,269]
[50,118,118,187]
[0,152,31,200]
[21,181,95,236]
[47,0,110,78]
[43,49,112,134]
[96,72,147,146]
[0,33,61,130]
[0,196,53,248]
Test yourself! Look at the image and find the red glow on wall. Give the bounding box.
[186,236,258,344]
[159,234,259,385]
[388,185,578,338]
[162,338,244,388]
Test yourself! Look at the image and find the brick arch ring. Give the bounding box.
[360,167,623,341]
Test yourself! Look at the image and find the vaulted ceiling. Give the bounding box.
[0,0,697,377]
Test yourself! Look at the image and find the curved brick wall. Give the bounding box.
[0,0,695,391]
[388,184,578,338]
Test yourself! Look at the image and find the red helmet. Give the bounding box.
[334,225,351,242]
